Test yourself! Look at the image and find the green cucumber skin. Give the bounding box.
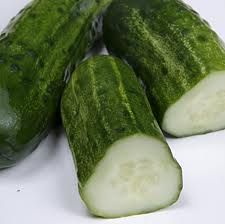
[103,0,225,128]
[61,55,181,190]
[0,0,112,169]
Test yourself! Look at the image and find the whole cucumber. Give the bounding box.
[0,0,111,168]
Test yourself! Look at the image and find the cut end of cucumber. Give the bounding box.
[81,134,182,218]
[163,71,225,137]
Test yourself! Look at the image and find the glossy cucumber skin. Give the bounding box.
[103,0,225,127]
[61,55,179,187]
[0,0,111,168]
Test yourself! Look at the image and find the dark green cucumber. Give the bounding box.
[103,0,225,137]
[61,56,182,218]
[0,0,112,169]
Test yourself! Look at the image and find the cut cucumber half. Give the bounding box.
[61,56,182,218]
[103,0,225,137]
[163,71,225,137]
[82,134,182,218]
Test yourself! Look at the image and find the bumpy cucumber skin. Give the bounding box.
[0,0,112,168]
[103,0,225,135]
[61,56,182,217]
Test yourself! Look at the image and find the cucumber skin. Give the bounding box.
[61,56,182,212]
[0,0,112,168]
[103,0,225,131]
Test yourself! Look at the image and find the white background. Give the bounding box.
[1,0,225,223]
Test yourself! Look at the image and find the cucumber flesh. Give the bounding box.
[82,134,182,218]
[163,71,225,137]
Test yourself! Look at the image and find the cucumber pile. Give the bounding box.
[103,0,225,137]
[1,0,225,219]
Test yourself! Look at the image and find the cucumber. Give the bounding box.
[103,0,225,137]
[61,56,182,218]
[0,0,112,168]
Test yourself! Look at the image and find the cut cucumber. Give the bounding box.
[103,0,225,137]
[61,56,182,218]
[163,71,225,136]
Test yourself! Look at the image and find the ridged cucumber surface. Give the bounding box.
[61,56,182,218]
[103,0,225,137]
[0,0,111,168]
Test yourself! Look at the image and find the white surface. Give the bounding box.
[0,0,225,223]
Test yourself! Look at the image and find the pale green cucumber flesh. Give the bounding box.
[81,134,182,218]
[163,71,225,137]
